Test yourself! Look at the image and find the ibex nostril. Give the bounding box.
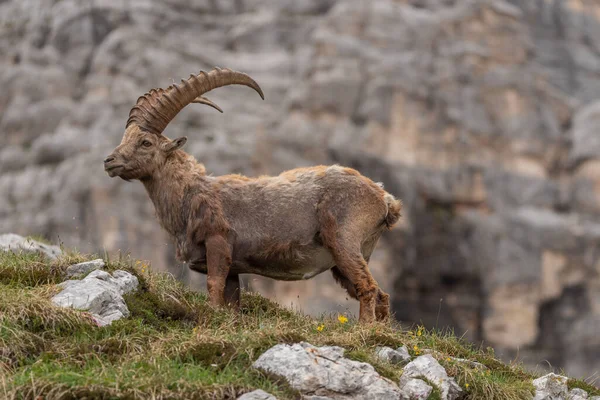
[104,156,115,164]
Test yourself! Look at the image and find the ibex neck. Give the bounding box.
[141,153,208,237]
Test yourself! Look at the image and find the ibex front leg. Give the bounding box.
[205,235,232,307]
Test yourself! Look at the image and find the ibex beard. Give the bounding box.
[104,67,402,323]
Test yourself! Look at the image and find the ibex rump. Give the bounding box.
[104,68,401,322]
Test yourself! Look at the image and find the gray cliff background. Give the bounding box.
[1,0,600,378]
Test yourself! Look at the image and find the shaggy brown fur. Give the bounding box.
[104,69,402,323]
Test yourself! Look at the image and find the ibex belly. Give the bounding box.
[236,244,336,281]
[188,242,336,281]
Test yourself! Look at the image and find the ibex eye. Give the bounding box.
[142,140,152,147]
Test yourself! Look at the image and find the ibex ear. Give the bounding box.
[164,137,187,153]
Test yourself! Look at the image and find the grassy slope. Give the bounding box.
[1,248,598,400]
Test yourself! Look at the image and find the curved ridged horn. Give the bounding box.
[127,67,264,135]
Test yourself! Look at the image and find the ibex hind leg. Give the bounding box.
[331,246,378,323]
[318,190,388,323]
[320,222,379,323]
[362,235,391,322]
[330,238,390,322]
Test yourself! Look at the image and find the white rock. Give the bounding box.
[399,355,461,400]
[422,349,487,371]
[110,270,139,293]
[253,342,401,399]
[449,357,487,371]
[568,388,589,400]
[533,373,569,400]
[399,378,432,400]
[0,233,62,260]
[375,346,411,364]
[395,346,411,360]
[65,259,105,278]
[237,389,277,400]
[52,269,138,326]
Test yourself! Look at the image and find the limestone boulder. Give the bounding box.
[375,345,411,365]
[253,342,401,399]
[237,389,278,400]
[399,355,461,400]
[568,388,589,400]
[398,378,432,400]
[0,233,62,260]
[52,269,138,326]
[65,258,105,278]
[533,373,569,400]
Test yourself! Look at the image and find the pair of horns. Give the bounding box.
[127,67,264,135]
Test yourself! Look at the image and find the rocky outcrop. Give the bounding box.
[568,389,590,400]
[532,373,600,400]
[251,344,598,400]
[375,345,411,365]
[0,233,62,260]
[399,355,461,400]
[252,342,467,400]
[533,373,569,400]
[398,378,432,400]
[64,258,105,278]
[253,342,402,399]
[237,390,277,400]
[2,0,600,375]
[52,269,138,326]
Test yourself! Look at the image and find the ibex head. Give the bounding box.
[104,67,264,181]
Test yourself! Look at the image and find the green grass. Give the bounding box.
[0,249,598,399]
[0,249,88,287]
[568,377,600,397]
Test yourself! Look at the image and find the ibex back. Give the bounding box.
[104,68,402,323]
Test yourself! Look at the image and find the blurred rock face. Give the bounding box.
[1,0,599,375]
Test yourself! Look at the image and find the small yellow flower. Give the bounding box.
[317,324,325,332]
[412,344,421,355]
[465,384,470,389]
[446,357,452,361]
[138,262,150,274]
[417,326,423,336]
[337,315,348,324]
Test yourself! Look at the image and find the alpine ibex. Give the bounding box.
[104,68,402,323]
